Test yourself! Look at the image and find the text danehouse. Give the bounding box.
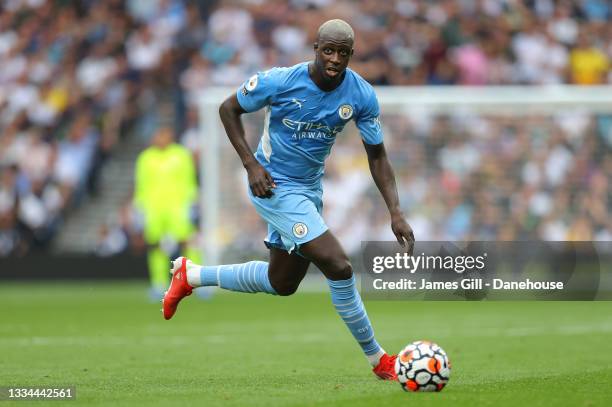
[369,252,564,292]
[371,278,564,291]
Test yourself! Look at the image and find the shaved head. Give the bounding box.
[317,19,354,44]
[310,19,355,89]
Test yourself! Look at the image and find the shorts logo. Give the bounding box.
[246,74,258,92]
[338,104,353,120]
[292,222,308,238]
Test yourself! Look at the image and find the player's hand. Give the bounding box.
[246,161,276,198]
[391,213,415,255]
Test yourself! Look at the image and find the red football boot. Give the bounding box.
[162,257,193,320]
[372,353,398,380]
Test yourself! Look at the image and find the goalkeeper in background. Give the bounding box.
[134,127,201,298]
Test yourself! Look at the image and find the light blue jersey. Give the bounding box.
[237,62,383,188]
[236,62,383,252]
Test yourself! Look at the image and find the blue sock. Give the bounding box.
[196,261,277,295]
[328,276,384,363]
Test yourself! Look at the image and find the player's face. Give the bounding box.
[314,38,353,81]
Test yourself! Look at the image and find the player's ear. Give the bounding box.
[313,42,319,51]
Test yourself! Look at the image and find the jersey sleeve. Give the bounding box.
[355,88,383,145]
[236,68,281,113]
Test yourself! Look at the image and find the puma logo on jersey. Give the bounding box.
[291,98,305,109]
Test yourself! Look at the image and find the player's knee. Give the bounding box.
[324,257,353,281]
[269,274,300,296]
[277,286,298,296]
[273,281,300,296]
[336,259,353,280]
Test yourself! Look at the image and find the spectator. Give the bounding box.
[53,113,99,198]
[17,177,63,249]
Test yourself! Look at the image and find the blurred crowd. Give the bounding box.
[0,0,611,257]
[343,111,611,248]
[174,0,612,91]
[0,0,205,256]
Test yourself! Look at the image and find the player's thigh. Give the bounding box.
[167,204,194,242]
[300,230,352,281]
[267,247,311,296]
[249,186,327,253]
[142,208,165,245]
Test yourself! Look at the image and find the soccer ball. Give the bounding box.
[395,340,451,392]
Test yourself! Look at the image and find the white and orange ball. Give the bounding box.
[395,340,451,392]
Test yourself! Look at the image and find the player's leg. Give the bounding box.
[267,247,310,296]
[163,224,308,319]
[178,246,308,295]
[163,255,278,320]
[169,205,213,298]
[300,231,397,379]
[163,186,312,318]
[248,185,394,374]
[163,254,277,319]
[170,204,198,261]
[183,186,310,295]
[148,244,169,291]
[162,245,308,319]
[143,208,170,299]
[176,239,216,299]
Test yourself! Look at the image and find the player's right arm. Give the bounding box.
[219,94,276,198]
[219,71,280,198]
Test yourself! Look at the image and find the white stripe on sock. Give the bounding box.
[337,306,364,318]
[333,298,360,309]
[237,265,248,291]
[249,262,259,291]
[344,314,368,324]
[244,263,255,292]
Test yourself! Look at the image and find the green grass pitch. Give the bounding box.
[2,281,612,406]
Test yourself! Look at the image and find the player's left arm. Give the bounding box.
[363,142,414,251]
[356,88,414,250]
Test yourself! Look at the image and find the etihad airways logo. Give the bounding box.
[282,118,344,140]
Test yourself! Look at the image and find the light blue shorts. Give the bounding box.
[248,184,328,254]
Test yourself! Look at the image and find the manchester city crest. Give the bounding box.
[338,104,353,120]
[292,222,308,238]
